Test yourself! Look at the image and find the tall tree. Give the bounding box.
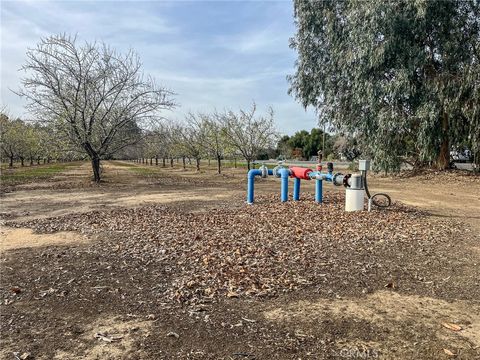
[289,0,479,171]
[279,128,332,159]
[18,34,175,182]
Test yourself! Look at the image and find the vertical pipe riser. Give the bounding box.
[246,169,262,204]
[280,169,289,202]
[247,176,254,204]
[315,179,323,203]
[293,178,301,201]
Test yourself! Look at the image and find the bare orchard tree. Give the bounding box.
[206,112,227,174]
[222,103,278,170]
[181,113,206,171]
[153,124,172,167]
[17,34,175,182]
[185,111,227,174]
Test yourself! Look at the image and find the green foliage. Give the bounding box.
[278,127,334,159]
[1,113,78,165]
[0,162,78,186]
[289,0,480,171]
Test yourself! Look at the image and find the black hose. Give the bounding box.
[362,171,392,208]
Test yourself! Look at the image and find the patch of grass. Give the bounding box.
[109,161,137,168]
[127,166,159,176]
[0,162,80,186]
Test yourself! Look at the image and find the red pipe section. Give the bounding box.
[289,166,313,180]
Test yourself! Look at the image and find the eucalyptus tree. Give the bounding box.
[289,0,480,171]
[222,104,278,170]
[17,34,175,182]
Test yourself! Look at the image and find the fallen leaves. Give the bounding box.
[9,193,471,306]
[13,352,31,360]
[443,348,456,357]
[94,332,124,342]
[227,291,240,298]
[442,322,463,331]
[384,282,395,289]
[10,287,22,294]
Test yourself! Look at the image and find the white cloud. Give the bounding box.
[0,0,318,134]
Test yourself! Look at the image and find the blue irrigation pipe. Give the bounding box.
[247,169,262,204]
[279,168,290,202]
[293,177,301,201]
[247,168,274,204]
[315,179,323,203]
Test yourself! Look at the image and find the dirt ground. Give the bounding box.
[1,161,479,359]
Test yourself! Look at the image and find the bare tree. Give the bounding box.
[17,34,175,182]
[222,103,278,170]
[205,112,227,174]
[181,113,206,171]
[184,111,226,174]
[153,124,172,167]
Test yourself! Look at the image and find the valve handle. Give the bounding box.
[343,174,352,188]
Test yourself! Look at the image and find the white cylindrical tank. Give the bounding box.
[345,188,365,211]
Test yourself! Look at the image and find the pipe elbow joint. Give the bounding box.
[278,168,290,178]
[248,169,262,179]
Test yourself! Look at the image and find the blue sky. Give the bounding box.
[1,0,317,135]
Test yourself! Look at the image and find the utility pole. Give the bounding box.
[322,123,326,158]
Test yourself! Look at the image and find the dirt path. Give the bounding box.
[368,174,480,232]
[3,161,479,225]
[1,161,242,222]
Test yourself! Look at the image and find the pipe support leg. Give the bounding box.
[315,179,323,203]
[293,178,301,201]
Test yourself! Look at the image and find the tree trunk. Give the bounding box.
[436,111,450,170]
[182,156,186,170]
[162,158,166,167]
[234,157,237,168]
[20,157,24,167]
[30,157,34,166]
[150,158,153,165]
[247,159,251,170]
[47,157,50,163]
[9,155,13,167]
[91,157,101,183]
[37,157,40,165]
[155,156,158,166]
[473,150,480,173]
[196,158,200,171]
[188,157,192,165]
[208,158,211,166]
[170,158,174,167]
[217,156,221,174]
